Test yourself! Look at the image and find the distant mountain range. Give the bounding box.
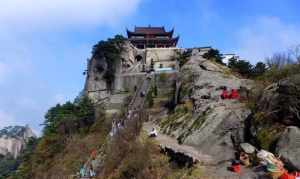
[0,125,36,158]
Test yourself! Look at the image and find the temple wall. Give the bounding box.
[153,61,177,69]
[145,48,182,69]
[119,73,146,92]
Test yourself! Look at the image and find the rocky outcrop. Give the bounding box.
[0,125,36,158]
[255,74,300,126]
[247,74,300,151]
[160,49,253,163]
[84,41,142,106]
[276,126,300,170]
[84,54,111,102]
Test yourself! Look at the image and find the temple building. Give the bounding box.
[127,26,179,49]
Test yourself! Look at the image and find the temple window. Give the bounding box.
[132,36,144,38]
[156,36,168,39]
[137,44,145,49]
[147,44,155,48]
[135,55,143,62]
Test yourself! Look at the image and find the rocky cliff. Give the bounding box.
[248,74,300,170]
[84,40,139,103]
[0,125,36,158]
[157,49,254,163]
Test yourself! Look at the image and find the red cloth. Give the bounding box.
[231,164,241,173]
[221,90,228,99]
[229,89,240,99]
[280,172,296,179]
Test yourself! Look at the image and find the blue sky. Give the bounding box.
[0,0,299,134]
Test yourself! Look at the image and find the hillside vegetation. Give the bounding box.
[7,96,111,178]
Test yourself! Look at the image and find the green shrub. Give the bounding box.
[158,73,168,82]
[252,62,267,77]
[176,50,192,68]
[0,154,20,179]
[228,58,253,77]
[256,126,283,151]
[203,49,224,65]
[43,96,95,136]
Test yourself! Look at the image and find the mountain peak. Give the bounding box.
[0,125,36,139]
[0,125,36,158]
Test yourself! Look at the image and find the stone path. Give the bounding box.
[143,122,213,165]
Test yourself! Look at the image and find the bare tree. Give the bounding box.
[265,52,294,69]
[288,45,300,63]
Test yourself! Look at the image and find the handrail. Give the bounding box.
[128,75,146,108]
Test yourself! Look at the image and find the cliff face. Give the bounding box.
[248,74,300,170]
[157,49,254,163]
[0,126,36,158]
[84,41,139,103]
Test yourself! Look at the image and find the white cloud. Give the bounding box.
[236,17,300,63]
[0,0,141,29]
[0,110,17,128]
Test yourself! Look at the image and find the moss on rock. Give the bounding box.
[256,125,283,151]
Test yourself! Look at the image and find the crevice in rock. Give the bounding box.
[199,64,207,71]
[161,147,196,168]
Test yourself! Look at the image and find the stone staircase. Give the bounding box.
[75,75,151,179]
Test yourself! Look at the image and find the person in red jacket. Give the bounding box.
[90,149,97,160]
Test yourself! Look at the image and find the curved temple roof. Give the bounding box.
[127,26,174,37]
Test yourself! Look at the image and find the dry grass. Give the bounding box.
[100,130,172,179]
[31,116,111,179]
